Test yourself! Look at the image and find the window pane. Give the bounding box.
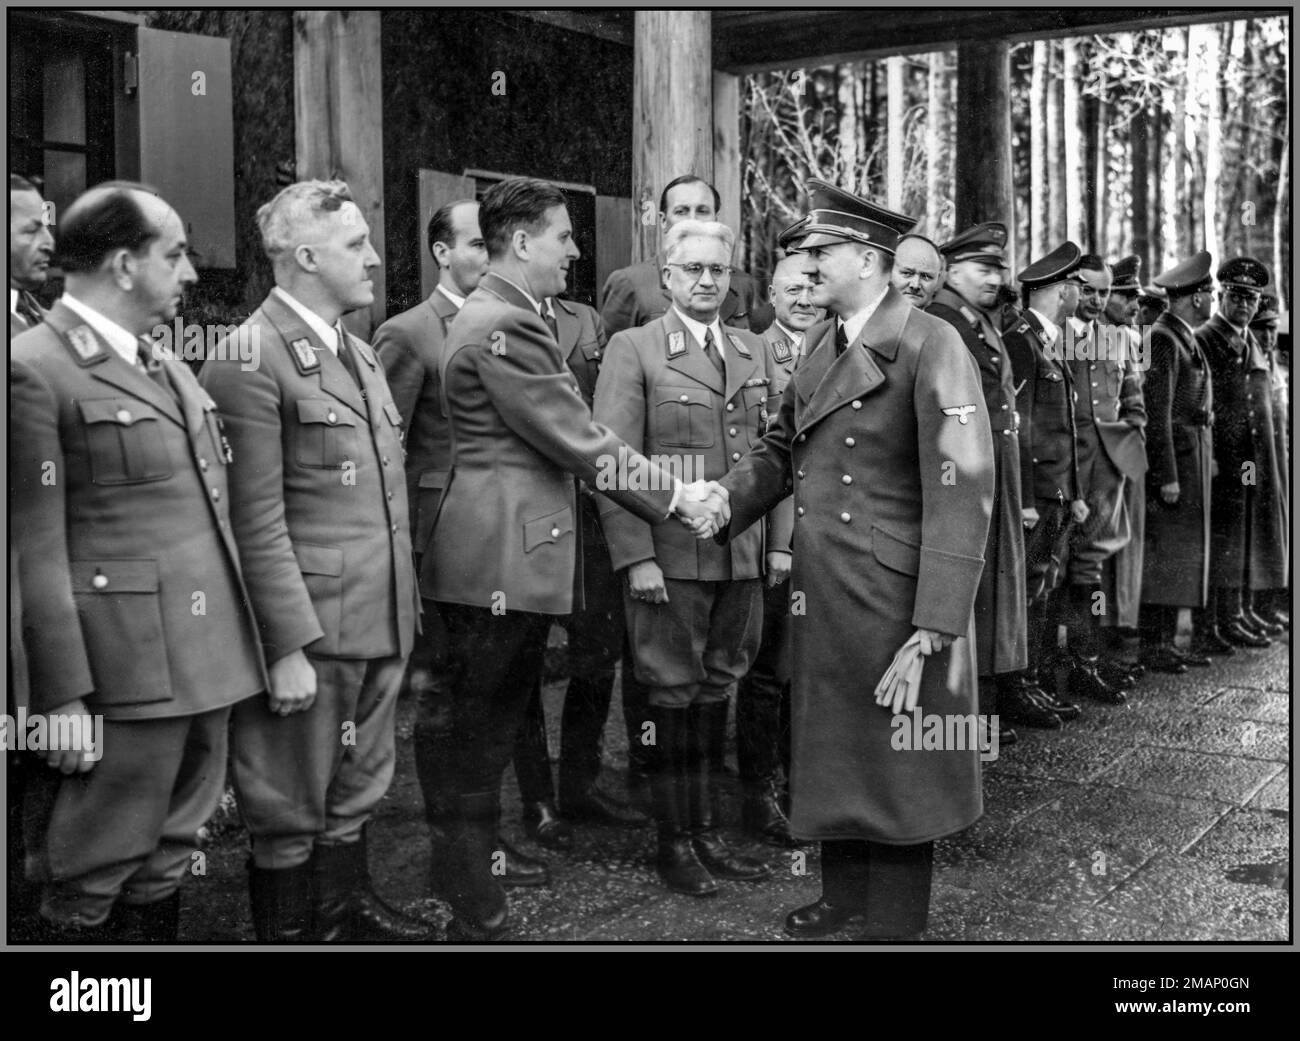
[44,150,86,219]
[43,53,85,146]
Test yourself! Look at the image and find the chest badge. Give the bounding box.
[941,404,978,424]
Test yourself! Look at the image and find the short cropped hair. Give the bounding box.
[663,219,735,265]
[478,178,567,260]
[659,174,720,216]
[257,179,354,260]
[56,180,161,273]
[427,198,475,259]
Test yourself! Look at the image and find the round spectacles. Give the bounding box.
[667,262,732,281]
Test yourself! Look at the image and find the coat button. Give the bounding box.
[729,427,738,436]
[840,512,851,523]
[797,433,807,442]
[851,400,862,410]
[680,394,689,402]
[91,573,109,590]
[726,403,735,412]
[392,523,399,533]
[550,526,560,538]
[211,487,221,501]
[732,452,741,461]
[115,409,131,423]
[1032,457,1039,464]
[387,490,394,500]
[327,411,338,424]
[797,469,805,479]
[844,437,855,447]
[797,506,805,516]
[199,458,209,471]
[382,457,390,466]
[1003,429,1012,436]
[841,474,852,485]
[1001,403,1009,410]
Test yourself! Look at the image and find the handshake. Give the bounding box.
[675,480,731,539]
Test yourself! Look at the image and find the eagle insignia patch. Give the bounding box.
[941,404,978,424]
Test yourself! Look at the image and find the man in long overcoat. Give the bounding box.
[714,181,994,940]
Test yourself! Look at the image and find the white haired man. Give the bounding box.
[593,219,776,897]
[201,180,432,942]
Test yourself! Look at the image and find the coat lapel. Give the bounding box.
[261,293,367,417]
[44,302,186,428]
[662,308,724,394]
[553,297,583,363]
[722,328,759,403]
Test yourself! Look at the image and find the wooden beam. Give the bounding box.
[954,41,1015,262]
[712,71,742,246]
[713,8,1273,74]
[506,9,632,46]
[632,11,712,264]
[294,10,386,336]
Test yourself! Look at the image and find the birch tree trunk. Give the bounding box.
[1063,38,1085,245]
[1030,40,1049,257]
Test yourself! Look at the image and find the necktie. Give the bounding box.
[540,303,559,342]
[137,338,178,401]
[835,323,849,357]
[15,291,42,329]
[703,328,724,374]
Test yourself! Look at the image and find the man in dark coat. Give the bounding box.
[1137,251,1216,666]
[1196,256,1282,648]
[711,181,995,940]
[1248,294,1289,627]
[928,222,1058,741]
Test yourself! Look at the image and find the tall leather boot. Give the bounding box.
[248,860,313,944]
[338,826,436,941]
[446,792,511,941]
[737,675,796,846]
[413,685,456,897]
[558,670,646,825]
[621,654,654,812]
[688,702,770,883]
[1244,590,1284,636]
[648,704,716,897]
[514,679,573,850]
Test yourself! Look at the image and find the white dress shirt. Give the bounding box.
[773,321,805,355]
[837,285,889,348]
[273,286,342,354]
[672,307,725,354]
[436,283,466,310]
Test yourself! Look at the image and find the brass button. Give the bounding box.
[1001,404,1009,411]
[550,526,560,538]
[680,394,689,402]
[726,403,735,412]
[210,487,221,501]
[1032,457,1039,464]
[91,573,109,590]
[842,474,852,485]
[732,452,741,461]
[382,457,390,466]
[797,506,805,516]
[797,469,805,479]
[797,433,807,442]
[851,400,862,410]
[844,437,855,447]
[391,523,398,533]
[327,411,338,424]
[729,427,738,437]
[387,491,394,500]
[199,458,209,471]
[1002,429,1012,436]
[840,512,851,523]
[115,409,131,423]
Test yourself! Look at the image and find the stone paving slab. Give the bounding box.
[1093,745,1284,807]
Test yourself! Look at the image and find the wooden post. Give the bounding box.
[294,10,385,336]
[712,71,742,249]
[632,11,712,264]
[955,41,1014,262]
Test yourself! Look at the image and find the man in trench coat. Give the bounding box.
[711,181,995,939]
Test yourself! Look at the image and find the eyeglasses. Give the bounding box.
[667,262,732,281]
[1223,288,1261,303]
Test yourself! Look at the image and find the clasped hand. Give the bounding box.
[676,480,730,538]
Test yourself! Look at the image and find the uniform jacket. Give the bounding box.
[593,309,773,581]
[200,291,419,664]
[927,286,1027,675]
[554,296,608,408]
[759,323,801,554]
[425,272,676,616]
[599,259,762,335]
[10,301,267,717]
[1197,314,1287,588]
[719,286,995,844]
[1005,309,1081,504]
[372,287,460,557]
[1069,320,1148,483]
[1141,312,1212,608]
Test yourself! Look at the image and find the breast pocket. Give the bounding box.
[654,387,715,448]
[71,559,172,706]
[295,399,359,469]
[78,399,173,485]
[1035,365,1067,407]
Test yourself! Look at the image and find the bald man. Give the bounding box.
[891,234,944,310]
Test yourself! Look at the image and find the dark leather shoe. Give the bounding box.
[741,784,798,847]
[1067,657,1128,704]
[1244,607,1283,636]
[657,835,718,896]
[1140,644,1189,674]
[784,898,860,938]
[523,801,573,851]
[1191,625,1236,656]
[1095,657,1142,689]
[995,722,1017,746]
[559,785,648,826]
[495,836,550,887]
[1170,646,1212,668]
[1222,620,1270,648]
[998,684,1062,729]
[446,905,509,942]
[353,889,437,942]
[692,830,771,881]
[1260,606,1290,628]
[1032,685,1081,721]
